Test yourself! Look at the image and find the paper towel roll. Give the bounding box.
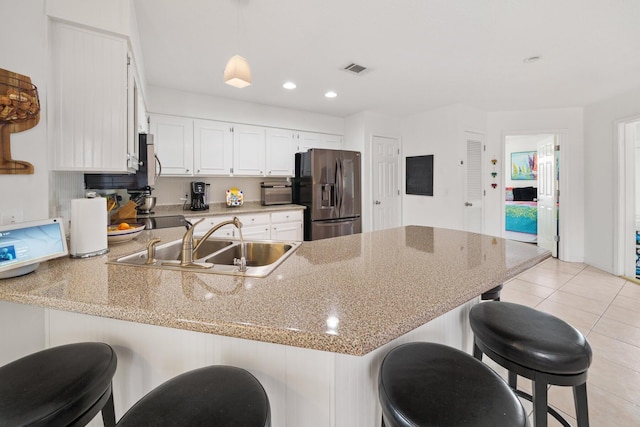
[70,198,109,258]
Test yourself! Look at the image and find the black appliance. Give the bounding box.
[293,149,361,241]
[84,134,160,190]
[190,181,209,211]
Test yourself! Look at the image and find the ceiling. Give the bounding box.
[133,0,640,118]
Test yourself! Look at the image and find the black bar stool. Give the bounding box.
[378,342,528,427]
[470,301,592,427]
[0,342,117,427]
[481,284,503,301]
[117,365,271,427]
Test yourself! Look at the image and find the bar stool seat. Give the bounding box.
[378,342,528,427]
[0,342,117,427]
[470,301,592,427]
[117,365,271,427]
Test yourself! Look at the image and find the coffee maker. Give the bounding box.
[190,181,209,211]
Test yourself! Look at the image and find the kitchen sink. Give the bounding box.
[109,238,301,278]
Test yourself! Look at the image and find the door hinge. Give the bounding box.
[483,145,486,151]
[397,148,400,154]
[554,235,560,242]
[397,190,400,195]
[555,145,560,151]
[230,167,234,174]
[127,55,131,66]
[483,190,486,196]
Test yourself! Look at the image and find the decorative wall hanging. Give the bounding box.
[510,151,537,180]
[490,158,498,188]
[0,68,40,174]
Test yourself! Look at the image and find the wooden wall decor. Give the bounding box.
[0,68,40,174]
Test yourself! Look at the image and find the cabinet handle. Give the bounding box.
[186,169,190,173]
[197,169,200,173]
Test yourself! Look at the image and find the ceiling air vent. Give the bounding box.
[343,63,368,74]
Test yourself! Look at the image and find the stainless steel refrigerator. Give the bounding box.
[293,149,361,241]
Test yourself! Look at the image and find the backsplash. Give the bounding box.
[50,171,85,233]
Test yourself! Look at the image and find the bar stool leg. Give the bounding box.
[508,371,518,389]
[101,386,116,427]
[573,383,590,427]
[533,380,548,427]
[473,342,482,360]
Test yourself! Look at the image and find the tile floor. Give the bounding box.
[492,257,640,426]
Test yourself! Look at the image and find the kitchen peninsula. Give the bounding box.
[0,226,549,426]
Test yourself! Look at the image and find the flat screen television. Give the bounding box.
[406,155,434,196]
[0,218,68,279]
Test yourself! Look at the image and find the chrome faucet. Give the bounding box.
[178,217,246,271]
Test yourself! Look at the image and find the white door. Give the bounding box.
[266,128,295,176]
[464,133,483,233]
[372,136,401,231]
[150,114,194,176]
[537,137,558,257]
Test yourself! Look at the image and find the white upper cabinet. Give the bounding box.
[232,124,265,176]
[296,131,342,153]
[194,119,233,175]
[150,114,193,176]
[50,21,133,172]
[266,128,296,176]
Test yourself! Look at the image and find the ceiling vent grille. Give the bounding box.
[343,63,367,74]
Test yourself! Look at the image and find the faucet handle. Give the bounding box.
[145,238,162,265]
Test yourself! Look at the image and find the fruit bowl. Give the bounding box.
[107,223,145,244]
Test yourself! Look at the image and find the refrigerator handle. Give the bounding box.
[336,158,343,215]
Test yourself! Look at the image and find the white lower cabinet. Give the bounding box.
[188,210,303,241]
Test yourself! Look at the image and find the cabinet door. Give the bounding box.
[127,55,140,171]
[233,125,265,176]
[266,128,295,176]
[240,225,271,241]
[150,114,194,176]
[190,216,235,238]
[296,132,343,152]
[271,222,303,241]
[321,134,343,150]
[194,119,233,175]
[51,22,129,172]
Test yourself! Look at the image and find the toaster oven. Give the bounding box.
[261,181,292,205]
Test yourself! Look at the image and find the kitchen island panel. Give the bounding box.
[38,299,474,427]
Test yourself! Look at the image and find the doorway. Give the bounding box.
[464,132,484,233]
[372,135,401,231]
[504,133,560,257]
[614,117,640,280]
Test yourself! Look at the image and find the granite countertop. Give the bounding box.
[0,226,550,356]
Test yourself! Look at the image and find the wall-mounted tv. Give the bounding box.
[406,155,434,196]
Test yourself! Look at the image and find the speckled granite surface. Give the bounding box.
[0,225,549,356]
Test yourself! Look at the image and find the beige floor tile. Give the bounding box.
[588,353,640,405]
[620,281,640,301]
[558,277,621,304]
[574,269,628,287]
[546,290,612,315]
[585,383,640,427]
[592,317,640,348]
[504,278,557,299]
[516,267,575,289]
[611,294,640,311]
[500,286,545,307]
[603,304,640,329]
[586,332,640,373]
[538,258,587,275]
[535,299,600,336]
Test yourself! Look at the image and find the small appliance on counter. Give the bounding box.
[261,181,292,205]
[128,186,156,214]
[226,187,243,207]
[190,181,209,211]
[69,197,109,258]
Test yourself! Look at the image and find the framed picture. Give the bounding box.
[511,151,537,180]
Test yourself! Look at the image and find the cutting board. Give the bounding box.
[110,201,138,222]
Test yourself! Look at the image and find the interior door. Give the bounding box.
[464,133,484,233]
[372,136,401,231]
[537,137,558,257]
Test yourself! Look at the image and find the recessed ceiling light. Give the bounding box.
[523,56,541,63]
[283,81,296,89]
[324,91,337,98]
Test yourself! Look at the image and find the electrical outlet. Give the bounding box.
[1,209,23,225]
[180,193,189,202]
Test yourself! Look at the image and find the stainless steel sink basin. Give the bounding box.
[204,242,295,267]
[109,238,301,277]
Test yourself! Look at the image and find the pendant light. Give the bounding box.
[224,54,252,88]
[224,0,252,88]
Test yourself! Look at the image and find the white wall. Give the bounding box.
[0,0,49,224]
[486,108,584,262]
[344,111,402,232]
[401,104,486,230]
[584,86,640,273]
